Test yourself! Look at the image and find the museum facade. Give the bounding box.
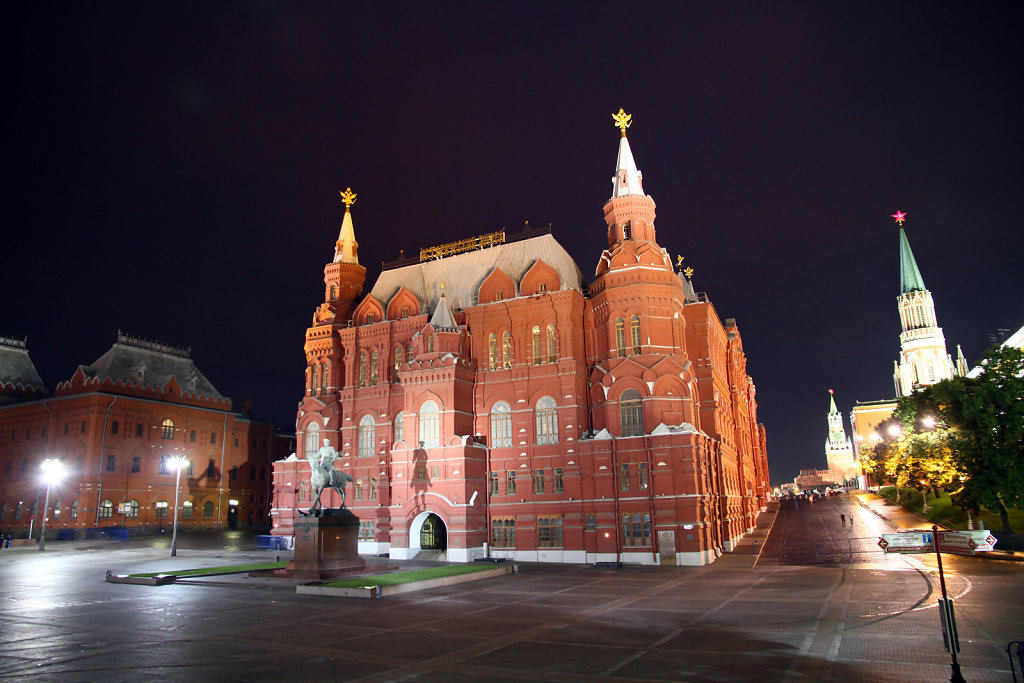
[271,113,770,565]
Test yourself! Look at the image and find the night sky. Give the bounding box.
[6,2,1023,485]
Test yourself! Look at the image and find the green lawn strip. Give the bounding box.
[130,561,287,578]
[876,487,1024,534]
[319,563,500,588]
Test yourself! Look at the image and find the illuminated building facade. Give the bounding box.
[272,112,770,566]
[0,334,293,537]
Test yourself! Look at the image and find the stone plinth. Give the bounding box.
[286,509,365,579]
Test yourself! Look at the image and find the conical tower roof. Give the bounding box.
[894,210,926,294]
[610,108,645,199]
[334,187,360,264]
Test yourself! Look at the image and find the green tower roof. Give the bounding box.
[898,227,927,294]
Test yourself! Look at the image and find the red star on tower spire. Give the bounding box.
[891,209,907,225]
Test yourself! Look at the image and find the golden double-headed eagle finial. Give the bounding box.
[684,267,694,279]
[340,187,357,209]
[612,108,632,136]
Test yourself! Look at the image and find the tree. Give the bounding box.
[937,346,1024,533]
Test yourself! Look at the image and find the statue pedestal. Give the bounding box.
[286,509,366,579]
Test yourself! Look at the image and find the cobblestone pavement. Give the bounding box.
[0,504,1021,682]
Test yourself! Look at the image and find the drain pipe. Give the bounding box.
[95,397,118,526]
[218,412,228,526]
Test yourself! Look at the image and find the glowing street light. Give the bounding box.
[887,424,902,438]
[169,456,187,557]
[38,459,64,551]
[921,416,936,429]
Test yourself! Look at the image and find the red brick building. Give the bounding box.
[272,113,769,565]
[0,334,294,538]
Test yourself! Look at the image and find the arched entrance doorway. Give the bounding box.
[420,513,447,550]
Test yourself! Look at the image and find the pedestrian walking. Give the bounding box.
[849,514,854,528]
[840,513,846,527]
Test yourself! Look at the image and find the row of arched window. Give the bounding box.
[487,324,558,370]
[0,500,79,522]
[96,498,214,519]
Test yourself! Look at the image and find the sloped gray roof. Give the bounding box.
[0,337,46,391]
[369,233,584,314]
[81,335,223,399]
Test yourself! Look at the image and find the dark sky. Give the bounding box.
[6,2,1023,486]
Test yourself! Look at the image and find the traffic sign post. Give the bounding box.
[876,525,998,683]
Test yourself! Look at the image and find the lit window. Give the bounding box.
[358,415,375,457]
[488,333,497,370]
[407,345,414,362]
[419,400,440,448]
[547,324,557,362]
[538,281,547,293]
[532,325,542,364]
[370,351,379,385]
[490,401,512,448]
[322,363,329,391]
[495,290,504,302]
[69,499,78,519]
[622,512,652,546]
[535,396,558,445]
[359,353,367,387]
[161,419,174,440]
[393,412,405,444]
[182,501,194,518]
[99,499,113,519]
[630,315,641,355]
[620,389,644,437]
[312,363,320,393]
[491,516,515,547]
[537,516,563,547]
[394,346,402,375]
[155,501,169,518]
[502,331,512,368]
[125,499,139,519]
[304,422,321,456]
[615,317,625,356]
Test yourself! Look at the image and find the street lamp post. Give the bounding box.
[39,459,65,551]
[170,456,185,557]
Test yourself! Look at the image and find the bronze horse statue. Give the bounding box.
[300,443,355,516]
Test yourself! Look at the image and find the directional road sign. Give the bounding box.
[879,531,933,553]
[878,530,998,555]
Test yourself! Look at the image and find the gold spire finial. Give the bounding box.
[612,108,632,137]
[440,281,446,297]
[684,266,694,279]
[340,187,357,210]
[675,255,685,268]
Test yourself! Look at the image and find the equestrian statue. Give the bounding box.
[299,441,355,516]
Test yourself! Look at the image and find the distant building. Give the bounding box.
[794,469,840,491]
[0,333,293,538]
[824,390,856,483]
[272,112,770,566]
[0,337,47,405]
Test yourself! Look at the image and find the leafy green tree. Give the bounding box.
[936,346,1024,532]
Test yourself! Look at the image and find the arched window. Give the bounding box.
[155,500,169,518]
[359,353,367,387]
[312,363,320,393]
[161,419,174,439]
[393,412,404,444]
[490,401,512,448]
[304,421,321,456]
[182,501,194,518]
[926,360,935,383]
[99,499,113,519]
[488,333,497,370]
[203,501,215,518]
[0,502,6,521]
[52,500,62,519]
[630,315,641,355]
[532,325,542,364]
[14,501,23,520]
[358,415,375,457]
[69,499,78,519]
[106,454,116,472]
[370,351,379,385]
[620,389,644,437]
[407,344,414,362]
[547,324,557,362]
[419,400,440,448]
[125,499,139,519]
[615,317,626,357]
[535,396,558,445]
[321,363,329,392]
[394,346,402,375]
[427,335,434,353]
[502,331,512,368]
[622,221,632,240]
[131,457,141,473]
